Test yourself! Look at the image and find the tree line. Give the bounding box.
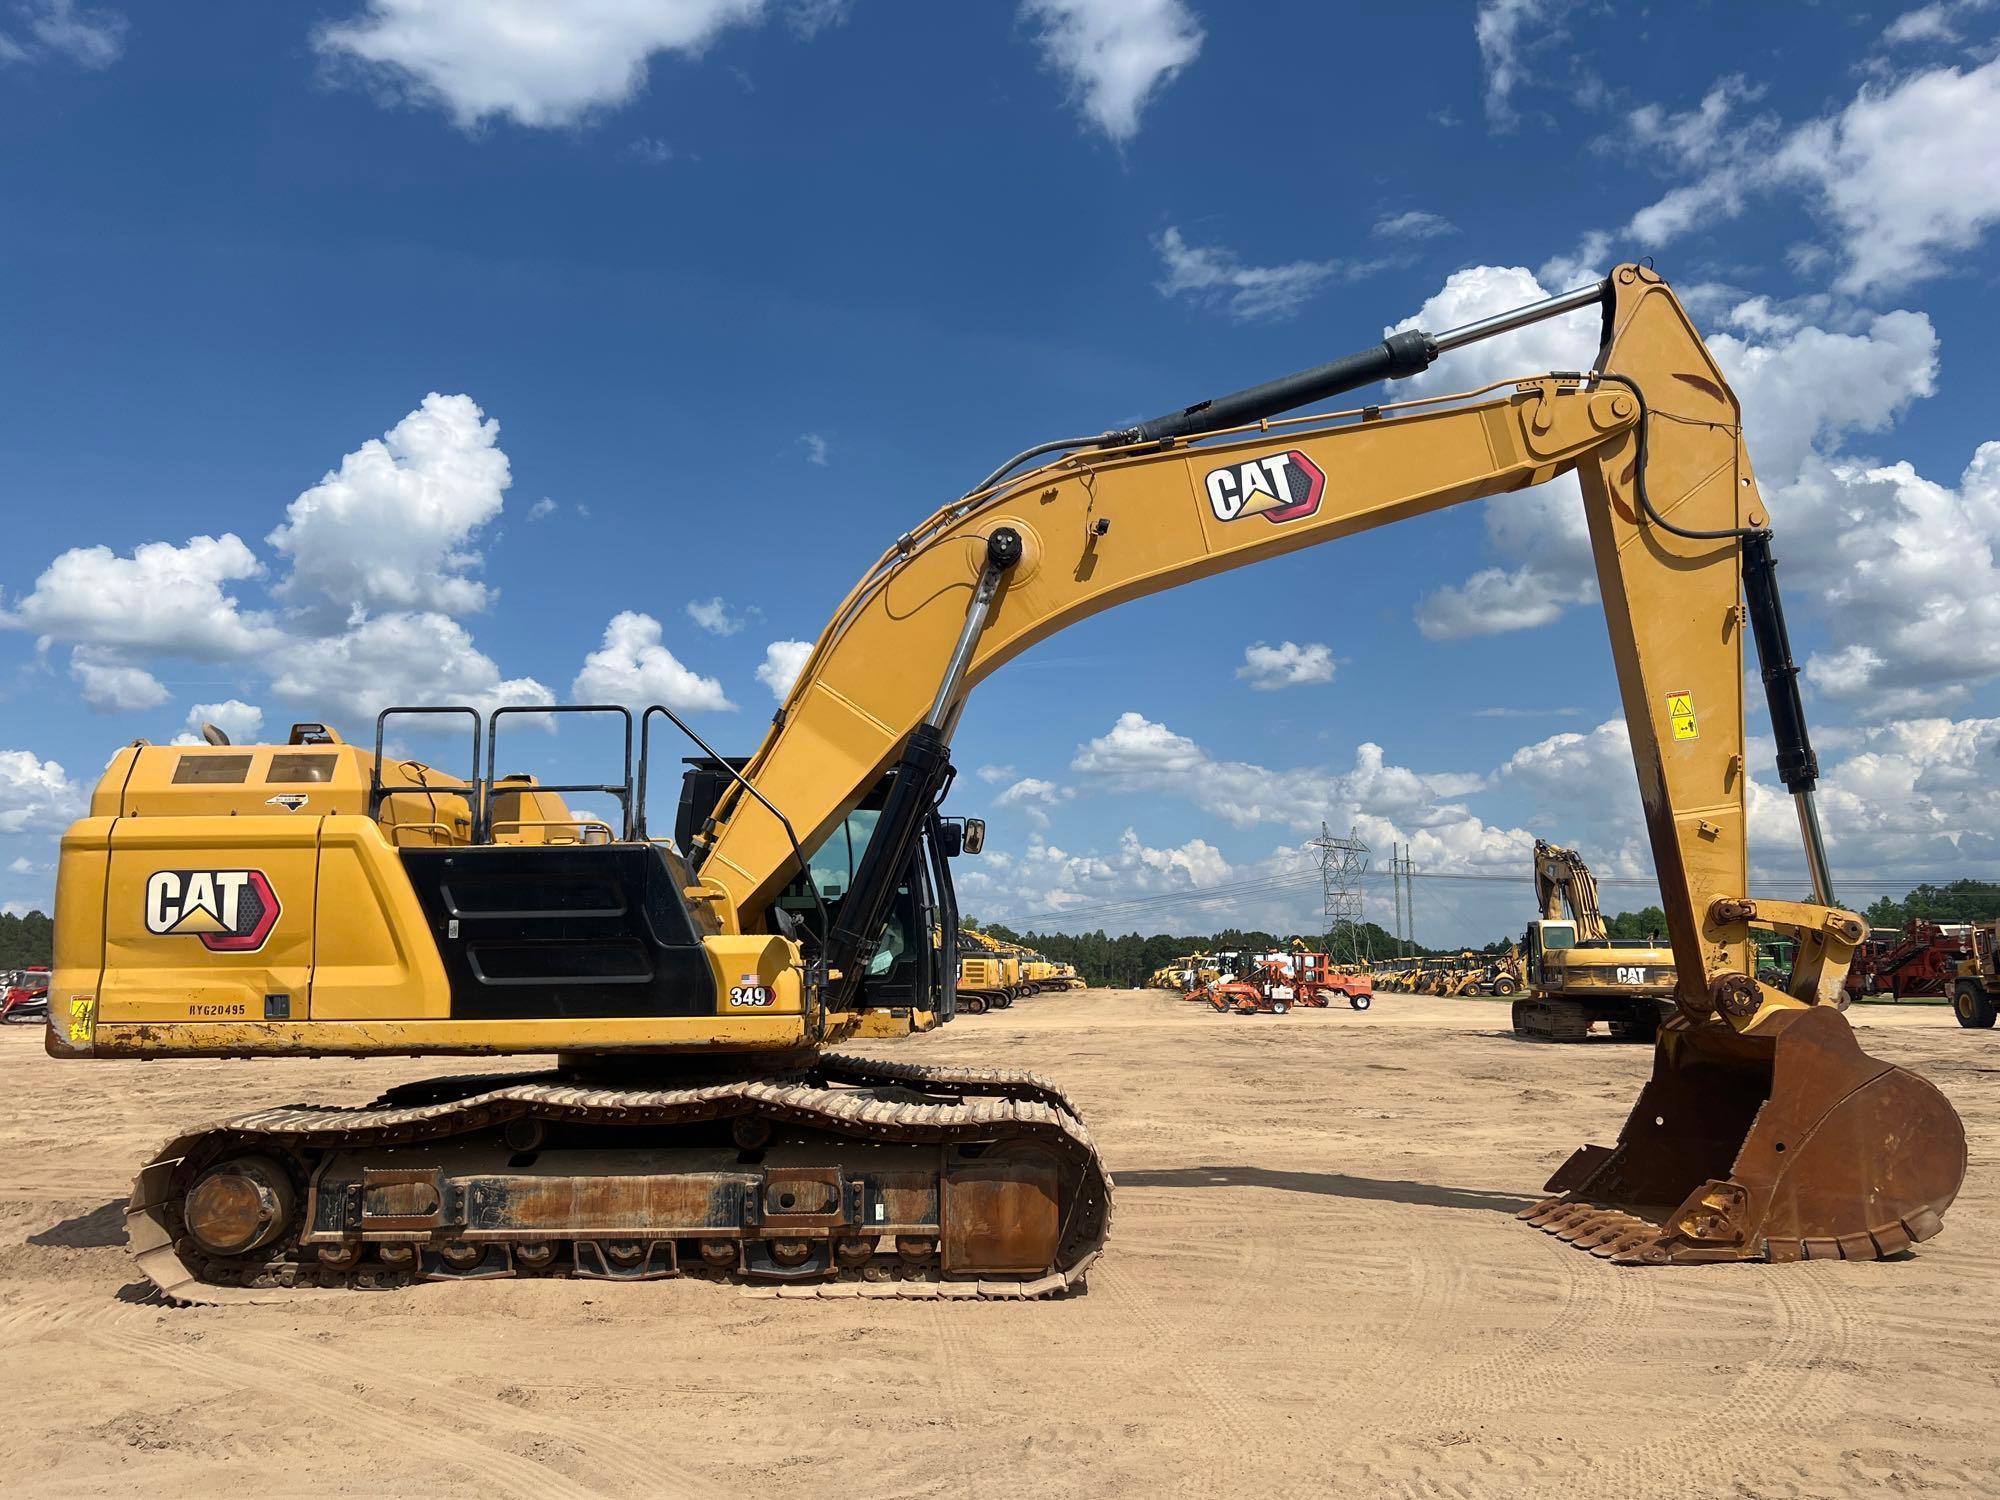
[1862,880,2000,929]
[0,910,52,969]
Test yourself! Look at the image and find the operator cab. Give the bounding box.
[677,756,978,1022]
[1523,919,1576,986]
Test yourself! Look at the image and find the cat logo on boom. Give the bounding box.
[1203,450,1326,524]
[144,869,281,952]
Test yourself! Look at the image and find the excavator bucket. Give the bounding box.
[1521,1006,1966,1263]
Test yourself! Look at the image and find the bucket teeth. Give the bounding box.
[1522,1197,1670,1263]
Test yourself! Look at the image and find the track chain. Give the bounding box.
[128,1062,1112,1306]
[811,1052,1088,1120]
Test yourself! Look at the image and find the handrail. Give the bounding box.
[487,704,634,842]
[371,706,483,831]
[638,703,829,1039]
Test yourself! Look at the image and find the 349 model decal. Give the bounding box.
[1204,449,1325,524]
[144,869,281,952]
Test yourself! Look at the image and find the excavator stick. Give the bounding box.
[1521,1006,1966,1263]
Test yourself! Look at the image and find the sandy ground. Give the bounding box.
[1,989,1993,1498]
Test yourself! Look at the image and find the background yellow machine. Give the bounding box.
[51,264,1965,1300]
[1513,840,1679,1042]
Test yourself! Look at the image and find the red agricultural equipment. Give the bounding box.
[0,966,50,1024]
[1197,980,1291,1016]
[1252,947,1375,1012]
[1846,921,1977,1002]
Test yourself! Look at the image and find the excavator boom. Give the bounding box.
[57,263,1966,1298]
[1534,841,1607,939]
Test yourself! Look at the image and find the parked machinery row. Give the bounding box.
[955,927,1080,1014]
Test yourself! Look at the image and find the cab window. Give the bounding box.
[800,809,880,903]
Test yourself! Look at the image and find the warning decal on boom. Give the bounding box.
[1666,690,1698,741]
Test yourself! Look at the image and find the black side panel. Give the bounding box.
[400,844,714,1019]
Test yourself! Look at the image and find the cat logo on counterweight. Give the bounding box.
[144,869,281,952]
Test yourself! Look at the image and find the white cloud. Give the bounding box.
[1386,264,1603,632]
[994,775,1076,828]
[268,392,510,621]
[1072,711,1514,851]
[1497,716,1629,803]
[799,432,829,467]
[0,0,126,69]
[1803,444,2000,713]
[1073,711,1205,776]
[1784,56,2000,294]
[2,532,281,661]
[971,826,1259,929]
[1416,564,1595,641]
[1236,640,1335,690]
[1611,58,2000,295]
[1154,226,1386,323]
[685,596,746,635]
[1021,0,1203,143]
[270,611,555,726]
[573,611,733,711]
[315,0,766,129]
[1809,715,2000,872]
[1626,74,1765,162]
[785,0,850,37]
[173,700,265,746]
[976,764,1017,784]
[69,648,167,712]
[1473,0,1573,128]
[1882,1,1990,46]
[1373,209,1457,240]
[755,638,812,700]
[527,496,557,520]
[1708,309,1938,503]
[624,135,680,164]
[0,750,82,834]
[1395,266,1944,646]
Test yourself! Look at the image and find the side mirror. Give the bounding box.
[938,822,964,858]
[961,817,986,855]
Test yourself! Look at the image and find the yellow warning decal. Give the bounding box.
[1666,691,1698,741]
[66,994,96,1045]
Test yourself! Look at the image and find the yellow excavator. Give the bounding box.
[49,264,1965,1300]
[1513,841,1679,1042]
[955,926,1019,1013]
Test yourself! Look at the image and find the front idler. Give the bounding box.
[1522,1003,1966,1263]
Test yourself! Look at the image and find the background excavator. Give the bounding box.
[48,263,1965,1301]
[1512,840,1678,1042]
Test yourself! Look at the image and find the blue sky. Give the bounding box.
[3,0,1998,944]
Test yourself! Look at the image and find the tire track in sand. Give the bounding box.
[91,1326,634,1500]
[1098,1183,1470,1500]
[1583,1265,1867,1497]
[223,1324,709,1500]
[1325,1231,1606,1498]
